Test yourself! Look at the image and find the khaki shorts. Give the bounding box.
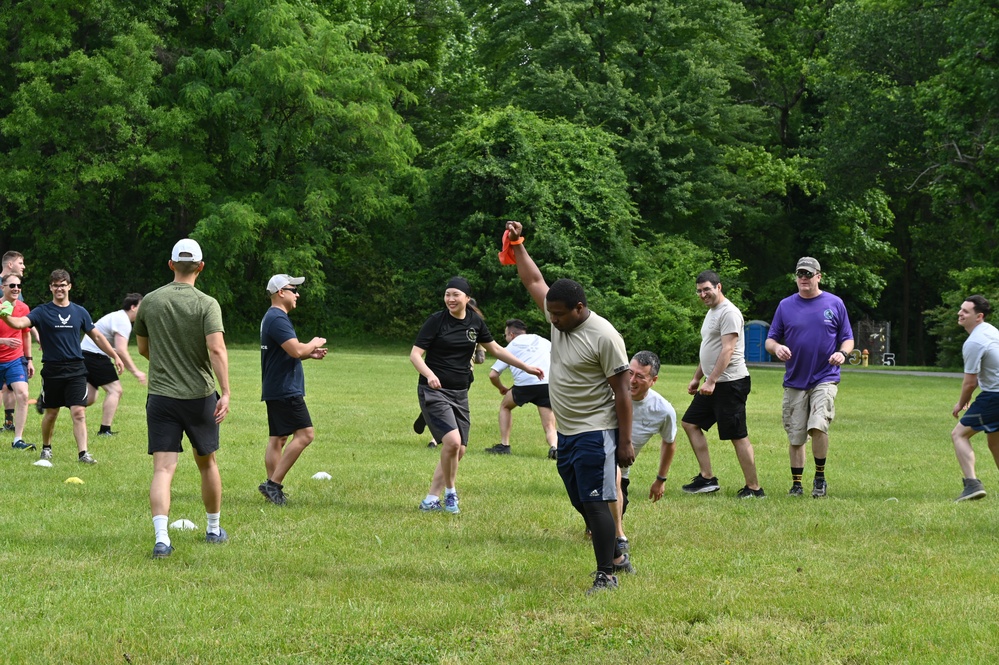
[782,382,838,445]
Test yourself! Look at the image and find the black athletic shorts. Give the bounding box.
[681,375,751,440]
[146,393,221,456]
[84,351,118,388]
[511,383,552,409]
[266,395,313,437]
[40,361,88,409]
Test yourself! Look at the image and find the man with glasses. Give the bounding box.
[0,273,35,449]
[1,250,28,430]
[81,293,147,436]
[134,238,231,558]
[765,257,853,498]
[0,269,123,463]
[258,274,328,506]
[681,270,765,498]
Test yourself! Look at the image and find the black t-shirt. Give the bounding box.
[414,310,494,390]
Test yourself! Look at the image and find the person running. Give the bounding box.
[411,276,543,515]
[0,273,35,450]
[258,274,328,506]
[486,318,558,458]
[613,350,677,554]
[82,293,147,436]
[0,269,123,464]
[505,220,635,595]
[134,239,231,558]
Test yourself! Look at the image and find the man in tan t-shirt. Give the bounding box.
[505,220,635,595]
[680,269,764,498]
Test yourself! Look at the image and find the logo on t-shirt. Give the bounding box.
[466,329,478,343]
[57,313,71,327]
[823,309,834,321]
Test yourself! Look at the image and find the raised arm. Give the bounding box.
[280,336,328,360]
[506,221,549,313]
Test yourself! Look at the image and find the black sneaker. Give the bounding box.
[956,478,987,502]
[548,446,558,460]
[484,443,511,455]
[427,439,438,448]
[152,542,174,559]
[682,474,720,494]
[613,553,636,575]
[3,421,13,432]
[259,480,287,505]
[736,485,766,499]
[812,478,828,498]
[586,571,619,595]
[97,430,117,437]
[788,484,804,497]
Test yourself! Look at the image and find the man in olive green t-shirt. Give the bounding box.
[134,238,231,559]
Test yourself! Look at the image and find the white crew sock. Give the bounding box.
[153,514,170,546]
[206,512,220,536]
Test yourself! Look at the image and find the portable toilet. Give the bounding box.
[744,320,771,362]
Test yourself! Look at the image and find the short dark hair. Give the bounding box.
[546,278,587,309]
[967,295,992,317]
[695,270,721,287]
[631,350,660,377]
[49,269,71,285]
[505,319,528,333]
[122,293,143,311]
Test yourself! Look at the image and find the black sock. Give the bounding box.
[98,425,111,434]
[791,467,803,486]
[815,457,826,479]
[78,451,87,459]
[267,479,283,489]
[4,408,13,421]
[582,501,616,574]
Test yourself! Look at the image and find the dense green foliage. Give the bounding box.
[0,0,996,361]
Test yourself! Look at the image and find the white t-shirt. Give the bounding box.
[698,299,748,383]
[490,333,551,387]
[964,322,999,392]
[622,389,677,479]
[81,309,131,356]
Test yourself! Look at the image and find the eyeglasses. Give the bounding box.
[795,270,817,279]
[695,286,715,295]
[281,286,298,294]
[4,283,20,290]
[50,282,69,288]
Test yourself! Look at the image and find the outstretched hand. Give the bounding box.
[506,221,523,241]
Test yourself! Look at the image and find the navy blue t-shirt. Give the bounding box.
[28,302,94,364]
[260,307,305,401]
[414,310,493,390]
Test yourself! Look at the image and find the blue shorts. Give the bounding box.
[961,391,999,433]
[556,429,618,503]
[0,357,27,388]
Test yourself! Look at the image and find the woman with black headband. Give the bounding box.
[410,276,544,514]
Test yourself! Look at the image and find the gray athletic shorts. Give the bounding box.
[418,385,470,447]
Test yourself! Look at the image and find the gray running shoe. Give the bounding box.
[812,478,828,498]
[444,493,460,514]
[419,499,443,512]
[40,447,52,461]
[682,474,720,493]
[613,553,636,575]
[259,481,287,505]
[206,527,229,544]
[788,484,804,497]
[956,478,987,502]
[586,571,619,595]
[152,542,174,559]
[78,451,97,464]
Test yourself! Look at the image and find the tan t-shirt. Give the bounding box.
[547,308,629,435]
[698,299,748,383]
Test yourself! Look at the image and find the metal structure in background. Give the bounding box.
[846,320,895,366]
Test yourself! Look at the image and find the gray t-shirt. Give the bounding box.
[963,322,999,392]
[134,282,225,400]
[622,389,676,479]
[698,299,748,383]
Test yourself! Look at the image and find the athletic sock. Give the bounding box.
[78,450,88,459]
[424,494,439,504]
[153,514,170,546]
[791,466,804,487]
[206,512,221,536]
[445,487,456,497]
[266,479,283,489]
[815,458,826,480]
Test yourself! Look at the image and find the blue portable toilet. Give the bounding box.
[744,320,771,362]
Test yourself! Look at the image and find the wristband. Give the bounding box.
[839,349,850,357]
[25,356,32,360]
[656,475,668,483]
[509,236,524,245]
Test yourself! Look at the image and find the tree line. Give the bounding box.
[0,0,994,365]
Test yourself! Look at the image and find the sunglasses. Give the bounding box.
[4,283,20,289]
[281,286,298,294]
[795,270,817,279]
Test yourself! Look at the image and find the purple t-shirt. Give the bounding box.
[767,291,852,390]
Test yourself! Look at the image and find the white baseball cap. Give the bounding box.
[171,238,203,263]
[267,274,305,295]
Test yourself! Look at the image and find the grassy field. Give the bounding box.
[1,346,996,664]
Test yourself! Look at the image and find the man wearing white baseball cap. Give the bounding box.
[135,238,231,558]
[258,274,328,505]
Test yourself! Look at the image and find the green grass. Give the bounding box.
[1,347,996,664]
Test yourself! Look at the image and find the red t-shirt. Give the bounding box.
[0,300,30,363]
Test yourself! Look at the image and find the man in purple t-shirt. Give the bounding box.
[765,257,854,498]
